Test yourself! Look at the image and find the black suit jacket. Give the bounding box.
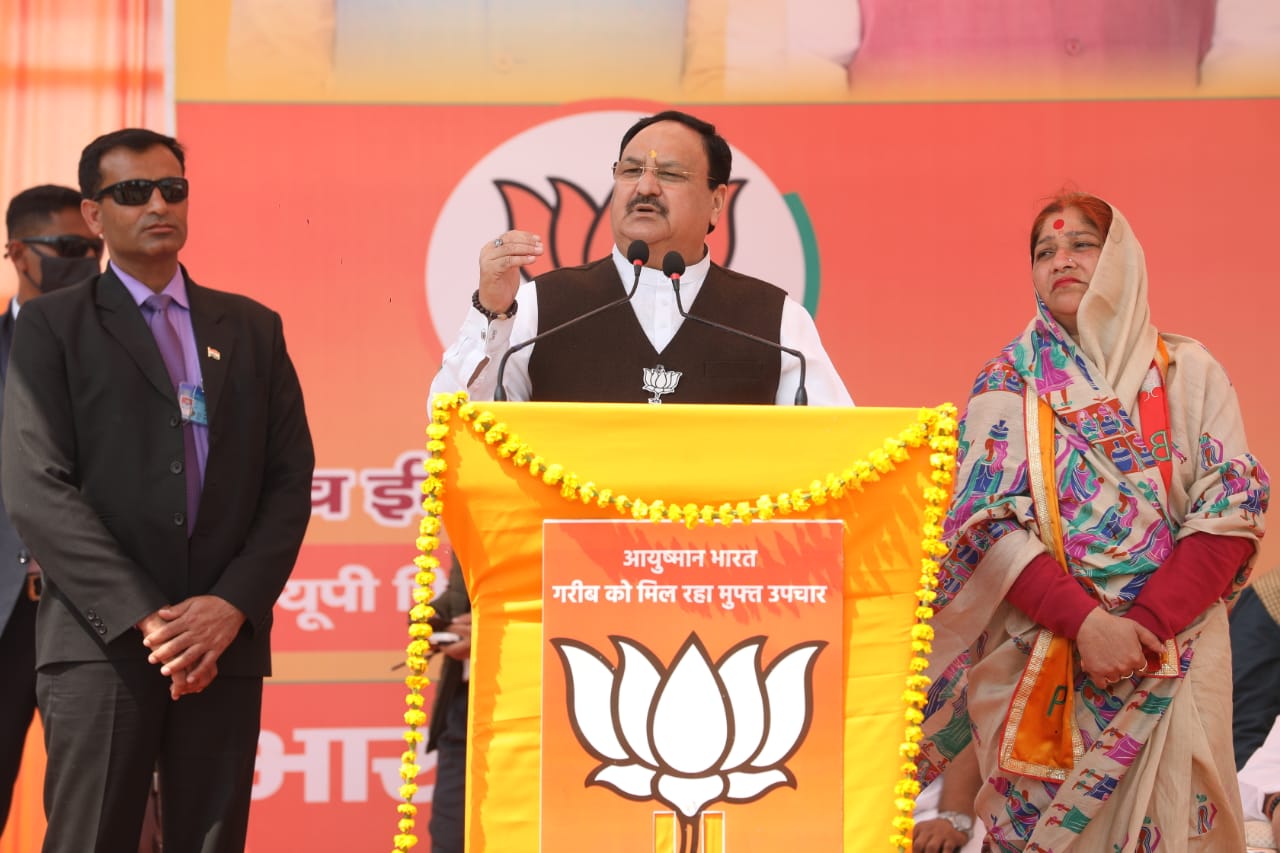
[0,305,29,634]
[0,267,314,675]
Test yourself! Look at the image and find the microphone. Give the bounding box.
[493,240,649,401]
[661,251,808,405]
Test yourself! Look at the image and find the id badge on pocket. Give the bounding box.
[178,382,208,426]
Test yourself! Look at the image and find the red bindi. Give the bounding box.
[1052,218,1065,230]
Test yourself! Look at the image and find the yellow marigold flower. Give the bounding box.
[906,675,932,691]
[579,482,598,503]
[474,411,495,430]
[415,536,440,553]
[402,729,425,744]
[397,803,418,817]
[924,540,949,557]
[734,501,753,521]
[528,456,546,476]
[870,449,892,473]
[930,470,953,486]
[825,473,847,499]
[717,503,734,525]
[409,623,431,639]
[911,639,933,654]
[699,505,715,525]
[899,742,921,759]
[427,423,450,439]
[406,640,430,658]
[909,657,929,673]
[413,554,439,571]
[630,499,649,520]
[905,725,923,743]
[542,463,563,485]
[905,708,924,725]
[892,815,915,833]
[901,689,926,705]
[405,655,427,673]
[894,779,922,797]
[457,401,477,419]
[424,458,448,475]
[419,516,442,536]
[615,494,631,512]
[404,709,427,727]
[915,605,934,620]
[497,440,519,459]
[405,693,424,709]
[755,495,775,520]
[399,783,419,800]
[409,604,430,621]
[911,624,935,641]
[394,831,419,848]
[789,489,810,512]
[514,447,534,466]
[666,504,684,522]
[776,492,792,514]
[404,675,429,691]
[808,481,828,505]
[415,570,436,585]
[411,589,431,607]
[398,818,415,833]
[399,763,421,781]
[596,488,614,508]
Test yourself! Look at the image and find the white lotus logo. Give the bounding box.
[551,633,826,850]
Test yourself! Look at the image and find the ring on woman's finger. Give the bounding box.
[493,237,504,248]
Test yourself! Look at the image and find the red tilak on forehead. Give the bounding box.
[1052,218,1065,230]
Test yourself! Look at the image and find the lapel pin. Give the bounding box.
[207,346,221,361]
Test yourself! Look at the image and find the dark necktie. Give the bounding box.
[144,294,200,532]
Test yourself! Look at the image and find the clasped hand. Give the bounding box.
[137,595,246,699]
[1076,608,1163,686]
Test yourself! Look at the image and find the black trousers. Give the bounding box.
[429,684,469,853]
[36,660,262,853]
[0,593,37,836]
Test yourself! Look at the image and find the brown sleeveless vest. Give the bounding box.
[527,258,785,404]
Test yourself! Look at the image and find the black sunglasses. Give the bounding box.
[20,234,105,258]
[93,177,189,206]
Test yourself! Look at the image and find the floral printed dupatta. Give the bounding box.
[919,207,1268,851]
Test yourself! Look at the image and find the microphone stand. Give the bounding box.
[665,255,808,406]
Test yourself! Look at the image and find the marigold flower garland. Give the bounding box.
[890,414,958,851]
[393,392,958,852]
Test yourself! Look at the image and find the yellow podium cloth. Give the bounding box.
[435,402,941,852]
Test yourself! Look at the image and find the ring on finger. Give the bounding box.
[493,237,504,248]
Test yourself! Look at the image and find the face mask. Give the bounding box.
[33,254,101,293]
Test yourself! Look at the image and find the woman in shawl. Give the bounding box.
[919,192,1270,851]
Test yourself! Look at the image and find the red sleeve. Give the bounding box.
[1123,531,1255,641]
[1004,552,1099,639]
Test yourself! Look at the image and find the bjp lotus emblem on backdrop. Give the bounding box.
[551,633,826,852]
[425,109,818,349]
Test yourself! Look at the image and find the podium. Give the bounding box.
[400,397,955,852]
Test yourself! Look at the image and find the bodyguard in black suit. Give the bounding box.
[0,129,314,853]
[0,184,102,836]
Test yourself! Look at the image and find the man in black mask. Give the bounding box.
[0,184,102,832]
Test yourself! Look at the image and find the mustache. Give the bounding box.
[627,195,667,216]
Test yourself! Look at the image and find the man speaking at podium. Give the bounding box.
[431,109,851,407]
[426,109,850,853]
